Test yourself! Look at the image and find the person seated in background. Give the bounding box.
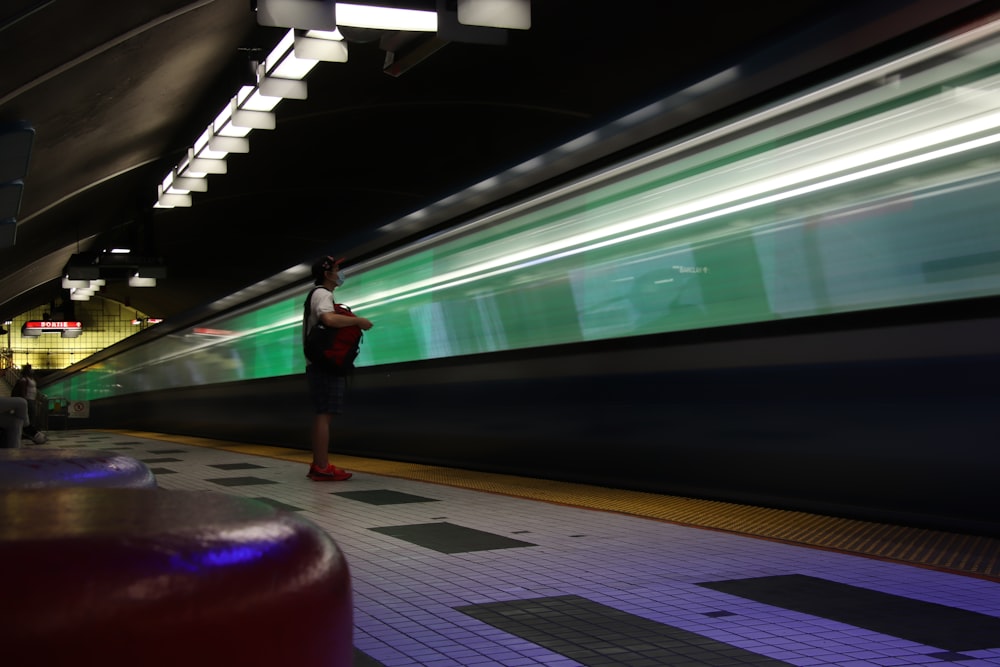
[0,396,29,448]
[11,365,46,444]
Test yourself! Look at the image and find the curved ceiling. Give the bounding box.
[0,0,930,322]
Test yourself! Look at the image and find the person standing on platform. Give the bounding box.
[303,255,373,481]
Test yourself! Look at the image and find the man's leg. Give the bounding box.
[311,412,331,469]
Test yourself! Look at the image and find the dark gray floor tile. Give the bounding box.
[210,462,265,470]
[927,651,976,662]
[353,648,386,667]
[205,476,278,487]
[370,522,536,554]
[332,490,439,505]
[457,595,790,666]
[698,574,1000,652]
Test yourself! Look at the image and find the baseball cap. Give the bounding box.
[311,255,345,283]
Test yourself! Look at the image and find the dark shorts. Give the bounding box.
[306,365,346,414]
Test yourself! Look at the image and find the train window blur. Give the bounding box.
[47,19,1000,400]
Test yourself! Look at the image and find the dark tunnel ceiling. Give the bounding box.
[1,0,881,321]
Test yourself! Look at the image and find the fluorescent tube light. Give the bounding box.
[183,148,227,175]
[306,28,345,40]
[162,170,207,195]
[171,174,208,193]
[259,75,308,99]
[270,51,320,79]
[230,94,276,130]
[129,276,157,287]
[241,87,282,112]
[263,30,324,83]
[336,2,437,31]
[157,184,193,208]
[212,101,250,139]
[294,31,349,62]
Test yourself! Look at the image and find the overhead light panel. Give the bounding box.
[161,170,208,201]
[294,29,349,63]
[257,29,323,101]
[256,0,337,30]
[182,148,227,176]
[203,126,250,156]
[435,0,507,45]
[260,32,310,98]
[457,0,530,29]
[230,86,278,130]
[157,183,193,208]
[129,275,157,288]
[336,2,437,31]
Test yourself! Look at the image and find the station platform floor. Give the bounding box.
[40,429,1000,666]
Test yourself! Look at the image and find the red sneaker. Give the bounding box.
[307,463,352,481]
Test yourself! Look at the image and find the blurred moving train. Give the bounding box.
[42,2,1000,537]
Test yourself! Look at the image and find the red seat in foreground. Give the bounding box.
[0,487,353,666]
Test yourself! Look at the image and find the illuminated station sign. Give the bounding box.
[21,321,83,338]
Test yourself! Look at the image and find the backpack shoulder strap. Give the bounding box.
[302,286,322,346]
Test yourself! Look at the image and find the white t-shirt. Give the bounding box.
[305,287,336,366]
[307,287,336,331]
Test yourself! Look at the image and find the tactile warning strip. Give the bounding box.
[115,430,1000,581]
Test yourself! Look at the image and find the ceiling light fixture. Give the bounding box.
[157,2,530,209]
[256,0,337,30]
[336,2,437,32]
[154,26,346,209]
[457,0,530,30]
[61,251,167,298]
[294,28,348,63]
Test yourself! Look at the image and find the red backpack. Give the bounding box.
[302,288,363,374]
